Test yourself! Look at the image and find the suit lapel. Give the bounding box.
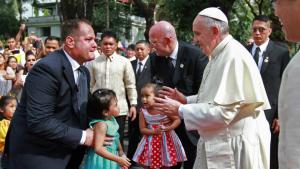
[60,50,80,116]
[139,58,150,81]
[172,42,184,85]
[260,41,272,74]
[132,60,138,81]
[247,43,270,74]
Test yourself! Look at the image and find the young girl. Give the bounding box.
[0,96,17,153]
[84,89,131,169]
[7,56,24,100]
[133,83,186,169]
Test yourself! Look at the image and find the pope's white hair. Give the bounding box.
[201,16,229,36]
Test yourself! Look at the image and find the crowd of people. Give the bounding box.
[0,3,299,169]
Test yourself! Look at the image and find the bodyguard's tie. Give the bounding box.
[136,61,143,79]
[254,47,261,65]
[77,66,88,128]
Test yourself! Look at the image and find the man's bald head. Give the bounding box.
[150,21,177,40]
[149,21,177,56]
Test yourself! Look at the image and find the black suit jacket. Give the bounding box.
[247,41,290,124]
[131,57,152,110]
[7,50,90,169]
[152,41,208,96]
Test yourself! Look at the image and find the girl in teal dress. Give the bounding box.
[84,89,131,169]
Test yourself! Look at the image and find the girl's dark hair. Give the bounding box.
[0,96,17,108]
[87,88,117,119]
[141,83,162,96]
[25,50,35,59]
[7,56,17,65]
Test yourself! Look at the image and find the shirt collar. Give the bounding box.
[63,50,80,72]
[169,41,179,60]
[137,55,149,65]
[102,52,117,61]
[253,38,269,53]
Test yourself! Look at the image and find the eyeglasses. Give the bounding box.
[149,39,164,46]
[252,27,267,33]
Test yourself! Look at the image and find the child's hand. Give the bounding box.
[153,128,163,134]
[162,125,172,132]
[117,155,131,168]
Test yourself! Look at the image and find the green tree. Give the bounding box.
[229,0,299,55]
[229,0,281,44]
[155,0,235,41]
[131,0,157,41]
[60,0,95,20]
[92,0,132,40]
[0,0,19,39]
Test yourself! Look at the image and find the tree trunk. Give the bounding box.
[60,0,94,21]
[132,0,156,41]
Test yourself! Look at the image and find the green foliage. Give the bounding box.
[156,0,207,42]
[92,0,132,41]
[42,8,50,16]
[229,0,294,53]
[0,1,19,40]
[154,0,236,42]
[229,0,254,45]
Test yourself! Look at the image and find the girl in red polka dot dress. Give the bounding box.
[133,83,186,169]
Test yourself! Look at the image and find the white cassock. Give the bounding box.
[179,35,271,169]
[278,50,300,169]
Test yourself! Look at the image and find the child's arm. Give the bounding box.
[93,122,131,168]
[163,116,181,132]
[117,142,125,157]
[139,112,162,135]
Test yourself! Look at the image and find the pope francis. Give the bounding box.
[155,7,271,169]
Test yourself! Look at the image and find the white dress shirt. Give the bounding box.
[252,39,269,70]
[63,50,86,145]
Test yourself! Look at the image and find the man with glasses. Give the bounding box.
[149,20,208,169]
[246,15,290,169]
[273,0,300,168]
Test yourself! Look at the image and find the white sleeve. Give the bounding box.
[181,102,240,131]
[186,95,197,104]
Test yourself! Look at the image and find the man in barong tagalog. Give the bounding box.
[154,7,271,169]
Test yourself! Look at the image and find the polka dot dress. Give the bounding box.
[133,109,187,168]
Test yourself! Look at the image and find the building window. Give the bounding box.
[42,27,51,37]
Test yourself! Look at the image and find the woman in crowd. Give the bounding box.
[7,56,24,100]
[0,54,15,97]
[23,50,36,75]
